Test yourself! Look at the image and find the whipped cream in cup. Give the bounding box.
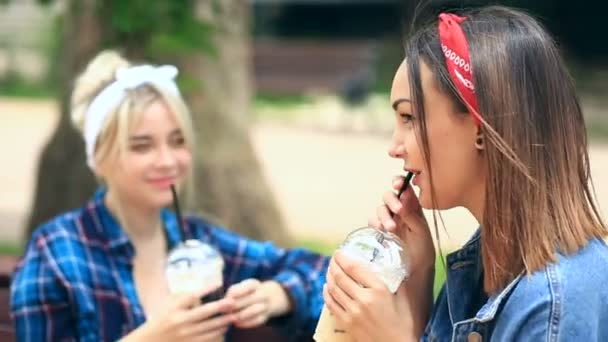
[165,239,224,302]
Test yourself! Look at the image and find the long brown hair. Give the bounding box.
[405,6,607,293]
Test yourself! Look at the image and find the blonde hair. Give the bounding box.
[71,50,195,171]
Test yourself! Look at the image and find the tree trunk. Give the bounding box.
[26,0,291,247]
[182,1,291,246]
[25,0,101,240]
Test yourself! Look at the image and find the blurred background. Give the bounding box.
[1,0,607,259]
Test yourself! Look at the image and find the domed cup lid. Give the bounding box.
[340,227,408,293]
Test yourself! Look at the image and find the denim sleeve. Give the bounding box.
[200,221,330,338]
[10,233,77,342]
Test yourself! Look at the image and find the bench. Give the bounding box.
[0,256,17,341]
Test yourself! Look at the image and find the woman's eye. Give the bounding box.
[130,144,150,153]
[400,113,414,124]
[170,136,186,147]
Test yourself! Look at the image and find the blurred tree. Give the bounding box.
[26,0,101,241]
[26,0,291,246]
[180,2,290,245]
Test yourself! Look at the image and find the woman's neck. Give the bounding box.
[104,189,165,248]
[466,179,486,225]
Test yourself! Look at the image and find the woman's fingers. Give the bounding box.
[334,251,384,291]
[225,279,258,300]
[174,283,223,310]
[192,324,230,342]
[392,175,404,191]
[233,302,268,328]
[323,285,346,317]
[186,298,234,323]
[383,190,403,216]
[327,276,356,313]
[230,291,260,312]
[183,313,232,337]
[377,203,396,231]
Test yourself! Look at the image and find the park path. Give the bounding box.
[2,97,608,250]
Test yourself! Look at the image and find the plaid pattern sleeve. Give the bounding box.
[187,217,330,339]
[10,223,81,342]
[10,193,142,342]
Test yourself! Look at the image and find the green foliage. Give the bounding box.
[0,241,22,256]
[296,239,339,256]
[30,0,216,60]
[0,72,54,98]
[434,256,447,297]
[102,0,216,60]
[255,93,312,108]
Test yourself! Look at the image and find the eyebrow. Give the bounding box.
[169,129,182,137]
[392,98,410,111]
[129,135,151,142]
[129,129,182,141]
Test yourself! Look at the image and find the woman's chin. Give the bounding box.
[419,193,433,210]
[140,191,174,211]
[419,192,450,210]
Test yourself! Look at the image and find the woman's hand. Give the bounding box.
[369,175,435,276]
[124,285,234,342]
[352,175,437,339]
[225,279,291,329]
[323,252,417,342]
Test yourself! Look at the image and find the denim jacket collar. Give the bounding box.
[445,229,523,324]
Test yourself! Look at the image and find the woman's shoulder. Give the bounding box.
[495,238,608,339]
[30,208,88,247]
[551,238,608,309]
[23,203,105,272]
[30,191,111,248]
[509,238,608,302]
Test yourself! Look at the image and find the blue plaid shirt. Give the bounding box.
[10,189,329,341]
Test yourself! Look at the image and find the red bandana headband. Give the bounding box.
[438,13,482,125]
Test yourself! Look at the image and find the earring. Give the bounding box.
[475,136,484,150]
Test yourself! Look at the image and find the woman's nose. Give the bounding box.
[388,132,406,159]
[156,145,177,167]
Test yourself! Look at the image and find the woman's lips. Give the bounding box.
[148,177,176,189]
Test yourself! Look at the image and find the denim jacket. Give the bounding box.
[423,230,608,341]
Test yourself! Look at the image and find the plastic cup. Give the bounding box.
[314,227,408,342]
[165,239,224,302]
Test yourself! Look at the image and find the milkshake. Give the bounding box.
[314,227,408,342]
[165,239,224,303]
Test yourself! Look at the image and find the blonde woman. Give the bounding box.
[11,51,328,342]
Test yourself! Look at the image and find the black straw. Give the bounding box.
[398,172,415,198]
[371,172,414,262]
[391,171,414,218]
[170,184,187,242]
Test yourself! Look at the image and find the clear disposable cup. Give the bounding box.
[165,240,225,342]
[314,227,409,342]
[165,239,225,303]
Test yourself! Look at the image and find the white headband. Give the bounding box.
[84,64,181,169]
